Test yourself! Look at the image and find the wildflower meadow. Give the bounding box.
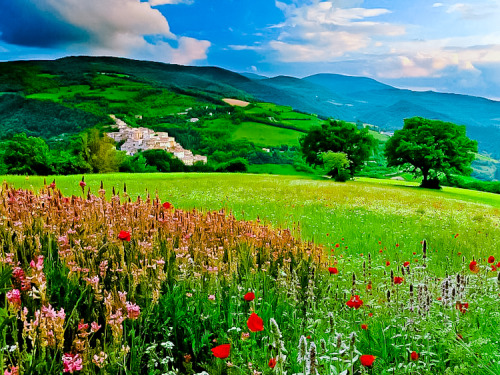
[0,173,499,375]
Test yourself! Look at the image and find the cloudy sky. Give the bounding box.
[1,0,500,99]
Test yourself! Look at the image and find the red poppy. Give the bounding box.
[211,344,230,359]
[163,202,173,210]
[488,256,495,264]
[247,313,264,332]
[335,243,340,248]
[403,261,410,267]
[456,302,469,313]
[366,283,372,291]
[268,358,277,369]
[410,351,419,361]
[361,324,368,330]
[346,295,363,309]
[118,231,131,242]
[492,265,497,272]
[244,292,255,301]
[469,260,479,274]
[394,277,404,284]
[360,354,376,367]
[385,261,390,266]
[368,313,373,317]
[79,180,86,188]
[328,267,339,275]
[395,243,400,248]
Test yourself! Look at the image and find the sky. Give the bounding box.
[1,0,500,100]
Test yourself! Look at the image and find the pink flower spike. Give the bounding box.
[63,353,83,373]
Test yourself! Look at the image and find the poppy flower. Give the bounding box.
[394,277,404,284]
[403,261,410,267]
[469,260,479,273]
[361,324,368,330]
[410,351,419,361]
[247,313,264,332]
[488,256,495,264]
[328,267,339,275]
[268,358,277,369]
[211,344,230,359]
[360,354,376,367]
[492,265,497,272]
[118,231,131,242]
[346,295,363,309]
[79,180,86,188]
[244,292,255,301]
[163,202,173,210]
[366,283,372,291]
[456,302,469,313]
[368,313,373,317]
[395,243,400,248]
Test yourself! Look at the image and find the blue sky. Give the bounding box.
[1,0,500,99]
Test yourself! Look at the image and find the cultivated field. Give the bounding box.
[0,174,499,374]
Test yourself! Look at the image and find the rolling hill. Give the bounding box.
[0,56,499,180]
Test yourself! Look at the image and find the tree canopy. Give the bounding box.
[384,117,478,188]
[300,120,376,176]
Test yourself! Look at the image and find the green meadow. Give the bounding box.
[4,173,499,267]
[1,173,500,375]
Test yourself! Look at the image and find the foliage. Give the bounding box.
[215,158,249,173]
[322,151,350,181]
[0,94,108,141]
[1,133,54,175]
[384,117,478,189]
[300,120,376,176]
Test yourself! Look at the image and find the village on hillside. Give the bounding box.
[106,115,207,166]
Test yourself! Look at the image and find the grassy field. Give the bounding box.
[2,174,499,375]
[4,173,499,262]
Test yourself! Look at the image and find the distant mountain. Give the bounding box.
[1,56,499,162]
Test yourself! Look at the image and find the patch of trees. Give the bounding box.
[0,94,109,140]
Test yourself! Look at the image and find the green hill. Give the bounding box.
[1,55,499,180]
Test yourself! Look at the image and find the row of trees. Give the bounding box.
[299,117,477,188]
[0,131,249,176]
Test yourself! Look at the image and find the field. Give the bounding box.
[0,174,499,374]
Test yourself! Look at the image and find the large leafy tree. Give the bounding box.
[300,120,376,176]
[1,133,54,175]
[384,117,477,188]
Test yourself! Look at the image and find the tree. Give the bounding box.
[384,117,478,189]
[322,151,350,181]
[300,120,376,176]
[1,133,54,175]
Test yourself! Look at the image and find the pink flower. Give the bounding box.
[91,322,101,333]
[63,353,83,373]
[126,302,140,320]
[4,366,19,375]
[6,289,21,310]
[208,294,216,301]
[78,321,89,331]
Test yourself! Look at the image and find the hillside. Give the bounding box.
[1,56,499,180]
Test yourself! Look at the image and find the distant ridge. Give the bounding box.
[1,55,499,160]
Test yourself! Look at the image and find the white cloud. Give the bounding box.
[38,0,209,64]
[269,1,405,62]
[445,1,499,19]
[149,0,193,6]
[432,3,444,7]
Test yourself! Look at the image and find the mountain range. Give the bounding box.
[1,56,499,175]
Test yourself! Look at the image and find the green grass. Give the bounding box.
[232,122,302,147]
[2,173,500,374]
[247,164,314,176]
[4,173,499,267]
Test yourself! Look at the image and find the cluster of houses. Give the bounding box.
[106,115,207,166]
